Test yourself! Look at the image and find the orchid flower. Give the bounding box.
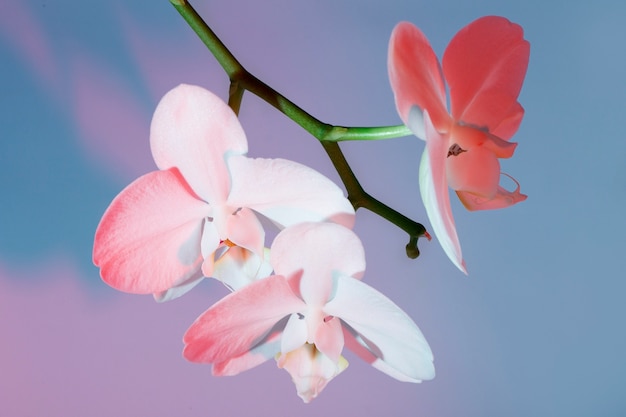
[388,16,530,273]
[183,222,435,402]
[93,84,355,301]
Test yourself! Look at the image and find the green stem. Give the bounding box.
[170,0,410,143]
[170,0,243,77]
[322,142,426,258]
[228,81,245,115]
[169,0,428,257]
[323,124,412,142]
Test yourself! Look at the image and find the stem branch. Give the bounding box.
[170,0,428,257]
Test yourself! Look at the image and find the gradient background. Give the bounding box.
[1,1,625,416]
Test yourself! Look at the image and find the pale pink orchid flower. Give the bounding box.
[388,16,530,273]
[183,222,435,402]
[93,84,354,301]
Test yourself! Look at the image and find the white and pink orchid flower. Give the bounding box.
[93,84,354,301]
[183,222,435,402]
[388,16,529,273]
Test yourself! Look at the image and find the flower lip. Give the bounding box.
[276,343,349,403]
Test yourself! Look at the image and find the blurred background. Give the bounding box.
[1,0,625,416]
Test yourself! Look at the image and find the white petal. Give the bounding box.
[227,156,355,230]
[325,274,435,382]
[150,84,247,203]
[152,272,204,302]
[419,111,467,273]
[408,105,427,140]
[281,313,309,354]
[213,247,273,292]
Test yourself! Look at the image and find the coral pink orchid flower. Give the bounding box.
[388,16,529,273]
[183,222,435,402]
[93,84,354,301]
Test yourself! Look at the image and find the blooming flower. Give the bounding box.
[388,16,530,273]
[183,222,435,401]
[93,84,354,301]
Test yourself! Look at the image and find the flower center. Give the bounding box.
[221,239,236,248]
[447,143,467,157]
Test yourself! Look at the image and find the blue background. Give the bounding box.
[1,1,625,416]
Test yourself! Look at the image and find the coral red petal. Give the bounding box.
[419,112,466,273]
[446,146,500,198]
[482,133,518,159]
[183,275,305,365]
[150,84,248,203]
[457,173,527,211]
[448,123,517,158]
[93,168,209,294]
[388,21,448,132]
[443,16,529,139]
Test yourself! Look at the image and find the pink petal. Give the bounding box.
[93,168,210,293]
[446,145,500,199]
[419,111,466,273]
[150,84,248,203]
[152,273,204,303]
[222,206,265,256]
[270,222,366,306]
[313,316,344,363]
[201,256,215,278]
[443,16,530,140]
[227,155,355,230]
[388,22,449,132]
[183,275,305,365]
[213,332,282,376]
[457,173,527,211]
[325,274,435,382]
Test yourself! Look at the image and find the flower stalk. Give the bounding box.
[169,0,427,257]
